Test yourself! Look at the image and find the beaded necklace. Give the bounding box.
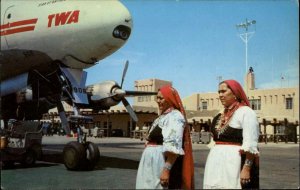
[215,101,242,138]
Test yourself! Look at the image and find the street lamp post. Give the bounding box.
[236,18,256,74]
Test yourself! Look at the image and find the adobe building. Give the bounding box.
[182,68,299,143]
[132,78,172,108]
[182,68,299,122]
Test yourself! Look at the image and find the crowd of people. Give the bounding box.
[136,80,260,189]
[40,121,66,136]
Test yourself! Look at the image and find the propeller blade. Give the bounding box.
[120,60,129,88]
[125,90,157,97]
[122,98,138,122]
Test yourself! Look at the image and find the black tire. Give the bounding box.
[21,149,36,166]
[83,142,100,170]
[63,141,86,170]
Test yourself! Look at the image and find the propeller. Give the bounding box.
[122,98,138,122]
[120,60,129,88]
[119,60,139,122]
[124,90,157,97]
[87,61,157,122]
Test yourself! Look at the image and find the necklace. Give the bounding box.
[215,101,242,138]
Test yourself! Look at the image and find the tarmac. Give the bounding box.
[1,135,299,189]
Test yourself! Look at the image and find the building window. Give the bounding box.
[250,99,261,110]
[286,98,293,109]
[276,125,285,134]
[138,96,143,102]
[103,121,112,129]
[146,96,150,102]
[264,96,267,104]
[95,121,101,127]
[202,101,208,110]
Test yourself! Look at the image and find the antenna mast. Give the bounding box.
[236,18,256,74]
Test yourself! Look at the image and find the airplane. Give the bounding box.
[0,0,156,170]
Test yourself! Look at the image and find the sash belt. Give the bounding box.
[215,141,241,146]
[146,141,163,147]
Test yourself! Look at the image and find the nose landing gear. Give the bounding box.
[62,115,100,171]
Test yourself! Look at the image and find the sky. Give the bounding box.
[86,0,299,99]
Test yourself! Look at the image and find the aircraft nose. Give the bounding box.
[61,1,133,69]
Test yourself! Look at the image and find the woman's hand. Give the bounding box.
[160,168,170,187]
[240,165,251,185]
[160,152,178,187]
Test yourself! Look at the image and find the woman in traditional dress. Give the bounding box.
[136,85,194,189]
[203,79,260,189]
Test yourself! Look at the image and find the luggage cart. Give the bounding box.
[191,132,201,144]
[1,120,42,168]
[200,131,211,144]
[93,127,103,138]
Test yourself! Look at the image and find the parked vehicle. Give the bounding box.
[1,120,42,168]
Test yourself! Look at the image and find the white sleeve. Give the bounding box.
[240,107,260,155]
[161,111,185,155]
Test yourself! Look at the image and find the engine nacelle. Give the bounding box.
[86,80,125,110]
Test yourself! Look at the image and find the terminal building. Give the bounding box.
[45,68,299,142]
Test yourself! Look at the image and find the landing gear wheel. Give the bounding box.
[21,149,36,166]
[63,141,86,170]
[83,142,100,170]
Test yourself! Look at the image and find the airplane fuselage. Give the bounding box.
[1,0,132,72]
[0,0,133,121]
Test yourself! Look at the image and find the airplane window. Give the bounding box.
[7,14,11,19]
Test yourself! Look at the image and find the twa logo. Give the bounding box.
[48,10,79,27]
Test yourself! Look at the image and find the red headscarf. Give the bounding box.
[159,85,194,190]
[219,80,250,128]
[222,79,250,107]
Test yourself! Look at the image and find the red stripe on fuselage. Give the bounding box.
[0,18,38,30]
[0,26,36,36]
[0,18,38,36]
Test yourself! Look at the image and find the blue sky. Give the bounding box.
[86,0,299,99]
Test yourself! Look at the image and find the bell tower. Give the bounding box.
[245,66,255,91]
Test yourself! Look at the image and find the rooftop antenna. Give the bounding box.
[236,18,256,74]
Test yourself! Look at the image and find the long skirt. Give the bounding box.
[136,145,165,189]
[203,144,242,189]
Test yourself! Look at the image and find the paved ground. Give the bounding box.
[1,136,299,189]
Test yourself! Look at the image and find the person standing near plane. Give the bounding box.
[136,85,194,189]
[203,79,259,189]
